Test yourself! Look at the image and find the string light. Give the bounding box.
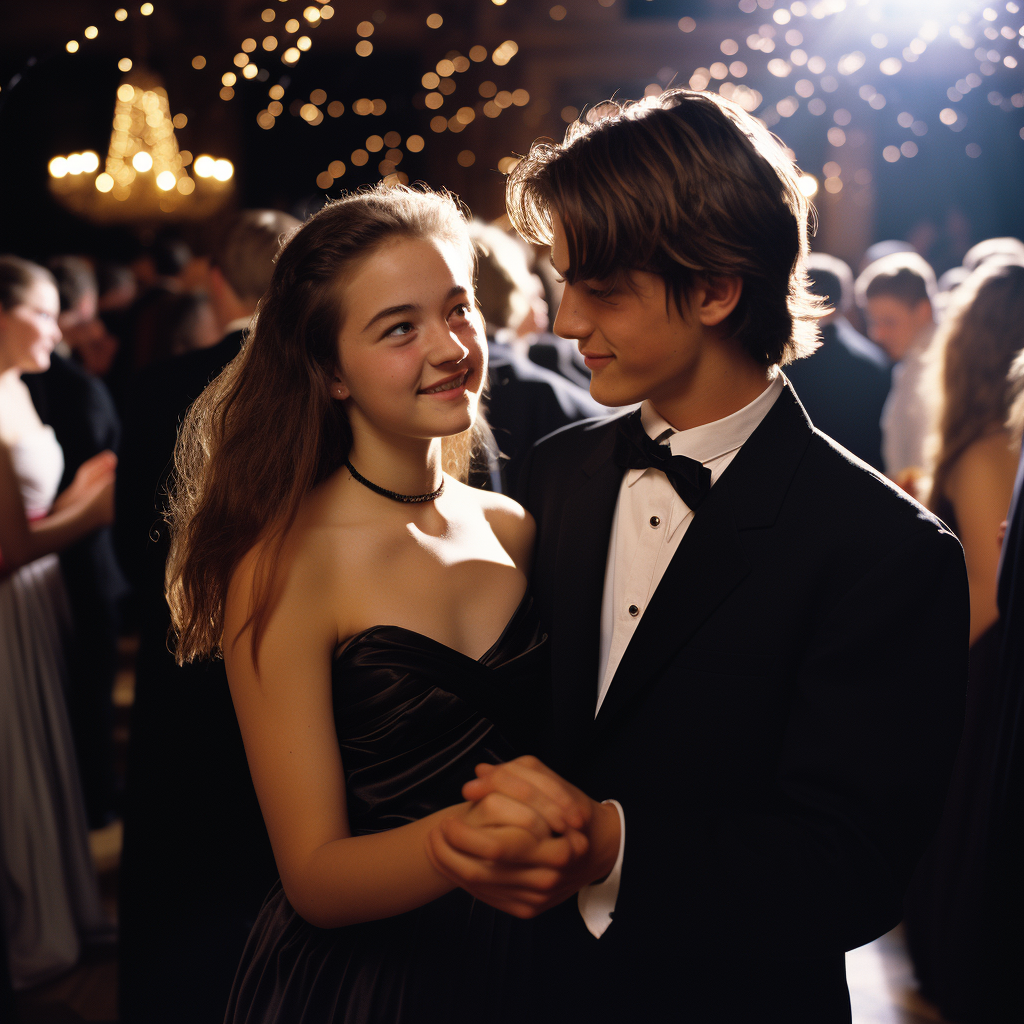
[48,0,1024,196]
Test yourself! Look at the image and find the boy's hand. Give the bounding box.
[426,756,621,917]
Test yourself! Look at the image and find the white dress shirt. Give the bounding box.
[880,324,938,478]
[222,315,255,338]
[578,375,784,938]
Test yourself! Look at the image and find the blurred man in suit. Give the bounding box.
[469,221,604,494]
[855,252,938,481]
[116,209,298,1024]
[784,253,891,470]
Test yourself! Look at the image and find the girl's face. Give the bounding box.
[0,278,62,375]
[334,234,486,444]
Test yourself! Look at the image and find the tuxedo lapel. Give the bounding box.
[591,383,814,743]
[545,420,625,762]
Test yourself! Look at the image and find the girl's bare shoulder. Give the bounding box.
[224,478,376,646]
[447,478,536,570]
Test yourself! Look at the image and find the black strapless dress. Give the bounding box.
[224,596,547,1024]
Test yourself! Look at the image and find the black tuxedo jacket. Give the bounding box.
[783,318,891,471]
[517,383,968,1023]
[115,331,277,1023]
[527,331,593,391]
[485,339,604,495]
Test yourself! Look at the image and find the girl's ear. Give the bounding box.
[331,377,350,401]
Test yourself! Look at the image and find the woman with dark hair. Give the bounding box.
[905,259,1024,1023]
[0,255,115,988]
[166,186,564,1023]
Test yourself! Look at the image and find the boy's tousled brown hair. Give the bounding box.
[506,89,822,366]
[166,184,482,669]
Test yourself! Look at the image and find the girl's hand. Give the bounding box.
[456,790,554,844]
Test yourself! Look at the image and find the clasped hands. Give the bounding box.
[426,755,621,919]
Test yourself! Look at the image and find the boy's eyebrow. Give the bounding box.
[361,285,467,333]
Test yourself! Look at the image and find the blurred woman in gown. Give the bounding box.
[0,255,116,988]
[905,259,1024,1022]
[166,187,583,1023]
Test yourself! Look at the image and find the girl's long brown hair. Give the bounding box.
[928,260,1024,511]
[166,185,482,668]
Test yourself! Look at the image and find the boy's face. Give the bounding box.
[549,217,707,410]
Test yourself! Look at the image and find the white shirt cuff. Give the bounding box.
[577,799,625,939]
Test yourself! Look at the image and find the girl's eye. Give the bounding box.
[386,322,414,338]
[448,302,471,320]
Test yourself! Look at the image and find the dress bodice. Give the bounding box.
[7,423,64,519]
[331,593,549,835]
[0,375,64,518]
[227,594,549,1024]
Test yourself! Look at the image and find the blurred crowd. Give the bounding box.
[1,213,1022,1023]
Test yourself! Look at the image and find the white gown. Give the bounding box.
[0,413,111,989]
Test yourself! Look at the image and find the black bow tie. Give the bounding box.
[613,409,712,510]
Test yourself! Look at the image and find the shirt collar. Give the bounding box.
[222,315,253,338]
[638,374,783,466]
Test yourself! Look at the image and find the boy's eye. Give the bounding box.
[585,283,615,299]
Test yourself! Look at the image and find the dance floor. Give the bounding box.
[14,636,951,1023]
[15,894,951,1023]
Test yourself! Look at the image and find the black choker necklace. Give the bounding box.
[345,459,444,504]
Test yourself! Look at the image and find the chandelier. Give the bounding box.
[48,68,234,224]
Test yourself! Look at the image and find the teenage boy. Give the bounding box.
[427,91,969,1023]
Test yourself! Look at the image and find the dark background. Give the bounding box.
[1,0,1022,270]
